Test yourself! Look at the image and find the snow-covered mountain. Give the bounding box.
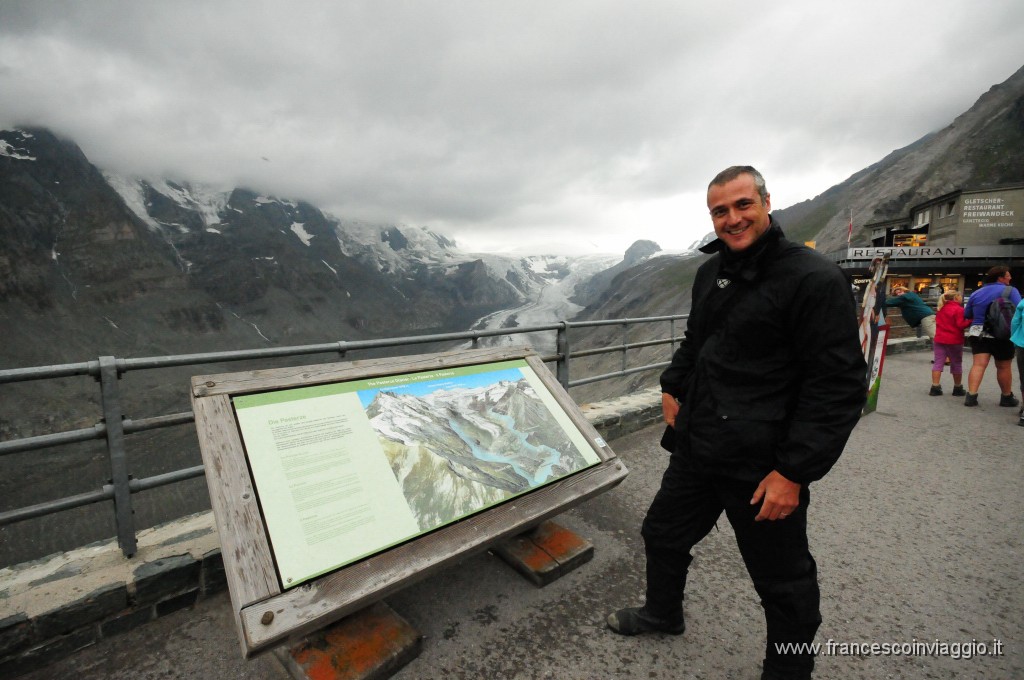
[0,125,655,390]
[102,172,623,321]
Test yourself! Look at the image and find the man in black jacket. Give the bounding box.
[607,166,866,680]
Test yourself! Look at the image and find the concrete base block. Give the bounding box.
[274,602,422,680]
[493,520,594,587]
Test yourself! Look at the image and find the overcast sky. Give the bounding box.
[2,1,1023,256]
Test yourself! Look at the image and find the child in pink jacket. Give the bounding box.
[931,291,971,395]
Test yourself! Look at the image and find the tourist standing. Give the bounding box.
[930,291,971,396]
[1011,295,1024,426]
[963,265,1021,407]
[606,166,866,680]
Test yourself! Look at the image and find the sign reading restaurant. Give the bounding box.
[845,245,1013,260]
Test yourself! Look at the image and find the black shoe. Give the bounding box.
[1019,415,1024,428]
[999,393,1020,407]
[951,385,966,397]
[606,607,685,635]
[965,393,979,407]
[929,385,942,396]
[761,664,812,680]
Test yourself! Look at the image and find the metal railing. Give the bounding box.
[0,314,686,559]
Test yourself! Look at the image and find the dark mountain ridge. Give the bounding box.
[779,64,1024,250]
[571,238,662,308]
[569,63,1024,403]
[0,128,547,369]
[0,126,618,461]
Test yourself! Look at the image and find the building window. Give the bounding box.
[915,210,930,227]
[893,233,928,247]
[946,200,956,216]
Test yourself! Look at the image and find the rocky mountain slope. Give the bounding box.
[568,63,1024,403]
[570,239,663,308]
[0,125,647,469]
[0,128,628,373]
[782,63,1024,250]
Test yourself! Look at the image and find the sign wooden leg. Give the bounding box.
[492,520,594,587]
[274,602,422,680]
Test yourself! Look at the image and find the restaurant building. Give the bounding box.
[831,184,1024,300]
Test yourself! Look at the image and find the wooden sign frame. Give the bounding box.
[190,346,628,657]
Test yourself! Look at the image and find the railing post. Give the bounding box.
[669,318,677,354]
[556,322,570,389]
[98,355,137,557]
[621,323,628,373]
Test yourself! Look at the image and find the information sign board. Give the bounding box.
[190,347,627,657]
[233,359,602,589]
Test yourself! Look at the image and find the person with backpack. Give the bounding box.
[1011,296,1024,426]
[963,265,1022,407]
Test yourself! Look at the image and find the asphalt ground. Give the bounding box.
[19,350,1023,680]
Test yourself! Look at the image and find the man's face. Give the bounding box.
[999,270,1012,284]
[707,174,772,252]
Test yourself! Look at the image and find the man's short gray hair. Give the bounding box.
[708,166,768,204]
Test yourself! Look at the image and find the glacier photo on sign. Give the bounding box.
[359,365,598,532]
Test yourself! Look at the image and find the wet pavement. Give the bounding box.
[18,350,1024,680]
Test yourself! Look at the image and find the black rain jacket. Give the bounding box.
[660,219,866,485]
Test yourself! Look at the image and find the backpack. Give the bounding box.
[983,286,1015,339]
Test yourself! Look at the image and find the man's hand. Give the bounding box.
[751,470,801,521]
[661,392,679,427]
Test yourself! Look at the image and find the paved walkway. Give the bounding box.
[18,351,1023,680]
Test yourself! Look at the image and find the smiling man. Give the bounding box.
[607,166,867,680]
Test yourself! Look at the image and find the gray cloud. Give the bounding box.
[2,0,1022,255]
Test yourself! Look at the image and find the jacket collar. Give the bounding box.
[698,216,783,255]
[700,217,784,283]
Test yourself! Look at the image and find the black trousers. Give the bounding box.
[641,450,821,676]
